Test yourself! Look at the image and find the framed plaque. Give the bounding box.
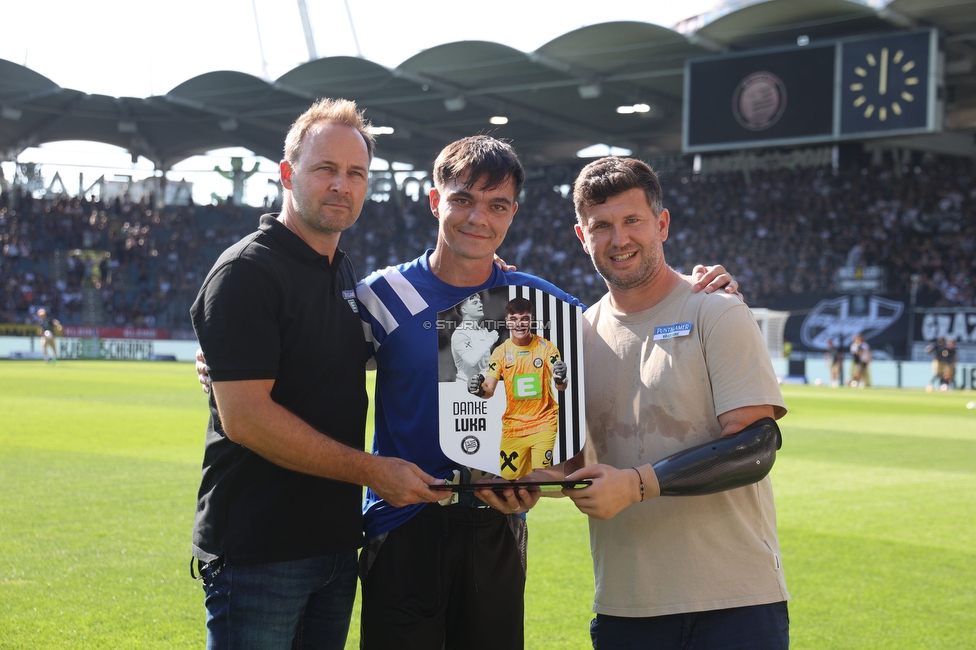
[435,285,586,480]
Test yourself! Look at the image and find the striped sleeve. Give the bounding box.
[355,266,430,353]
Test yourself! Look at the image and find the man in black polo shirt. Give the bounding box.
[190,98,441,650]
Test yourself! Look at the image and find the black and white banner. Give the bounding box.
[912,308,976,363]
[793,294,906,357]
[771,293,976,362]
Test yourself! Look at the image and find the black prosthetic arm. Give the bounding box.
[652,418,782,496]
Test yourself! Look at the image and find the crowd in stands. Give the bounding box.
[659,154,975,308]
[1,150,973,333]
[0,194,260,330]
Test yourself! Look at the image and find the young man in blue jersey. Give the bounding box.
[354,136,573,649]
[354,136,738,649]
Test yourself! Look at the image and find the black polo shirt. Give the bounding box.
[190,214,368,565]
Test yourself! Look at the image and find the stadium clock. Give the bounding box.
[848,46,919,122]
[839,30,935,136]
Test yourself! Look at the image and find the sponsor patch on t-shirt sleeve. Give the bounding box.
[653,322,692,341]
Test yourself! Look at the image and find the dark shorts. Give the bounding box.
[359,503,527,650]
[591,601,790,650]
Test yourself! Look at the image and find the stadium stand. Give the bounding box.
[507,151,974,310]
[2,4,975,357]
[2,148,972,332]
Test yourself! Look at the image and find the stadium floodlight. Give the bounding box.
[489,116,508,125]
[1,106,22,120]
[368,125,395,135]
[443,96,467,112]
[618,103,652,114]
[576,143,633,158]
[577,83,602,99]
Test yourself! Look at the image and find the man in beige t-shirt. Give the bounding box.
[519,156,790,649]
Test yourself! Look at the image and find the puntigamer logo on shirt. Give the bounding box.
[653,322,693,341]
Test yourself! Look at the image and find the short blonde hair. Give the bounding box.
[283,98,375,165]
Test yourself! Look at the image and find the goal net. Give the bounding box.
[751,308,790,359]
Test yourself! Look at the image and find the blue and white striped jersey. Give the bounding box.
[355,249,582,539]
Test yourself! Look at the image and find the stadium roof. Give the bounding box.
[1,0,974,171]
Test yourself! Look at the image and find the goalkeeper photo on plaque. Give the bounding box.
[436,285,585,483]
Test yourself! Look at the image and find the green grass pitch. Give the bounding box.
[1,360,974,648]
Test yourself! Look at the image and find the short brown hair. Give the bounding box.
[504,297,533,316]
[433,136,525,198]
[283,98,375,165]
[573,157,663,223]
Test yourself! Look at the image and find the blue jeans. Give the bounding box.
[202,551,358,650]
[590,601,789,650]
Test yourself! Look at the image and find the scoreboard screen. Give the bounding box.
[683,30,939,153]
[685,45,835,151]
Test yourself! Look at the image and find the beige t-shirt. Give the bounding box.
[582,278,789,617]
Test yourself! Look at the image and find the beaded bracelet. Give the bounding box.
[631,467,644,502]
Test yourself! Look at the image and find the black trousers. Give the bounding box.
[359,503,527,650]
